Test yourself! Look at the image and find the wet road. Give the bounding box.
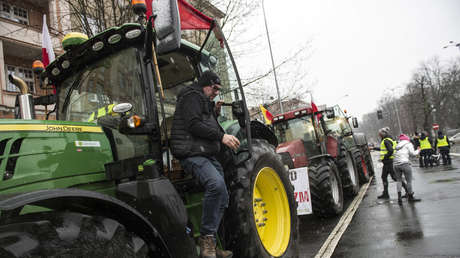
[299,151,460,258]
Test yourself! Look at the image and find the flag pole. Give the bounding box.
[262,0,283,113]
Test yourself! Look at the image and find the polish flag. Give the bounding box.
[310,95,322,120]
[42,15,55,67]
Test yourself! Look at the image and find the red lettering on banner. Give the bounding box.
[294,191,310,203]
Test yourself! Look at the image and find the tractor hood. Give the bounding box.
[276,139,308,168]
[0,119,113,194]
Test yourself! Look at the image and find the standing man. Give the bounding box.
[435,131,452,165]
[171,70,238,258]
[373,127,398,199]
[419,131,433,168]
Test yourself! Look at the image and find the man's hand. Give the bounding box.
[215,100,224,116]
[222,134,240,151]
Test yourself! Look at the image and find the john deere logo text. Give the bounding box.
[46,125,83,132]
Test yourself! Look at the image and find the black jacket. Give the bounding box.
[170,84,224,159]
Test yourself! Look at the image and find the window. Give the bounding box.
[6,65,35,93]
[0,1,28,25]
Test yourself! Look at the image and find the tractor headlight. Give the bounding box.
[92,41,104,51]
[125,29,142,39]
[108,34,122,44]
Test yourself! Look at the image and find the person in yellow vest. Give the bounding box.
[435,131,451,165]
[373,127,407,199]
[419,131,433,168]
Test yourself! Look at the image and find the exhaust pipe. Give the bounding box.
[8,74,35,119]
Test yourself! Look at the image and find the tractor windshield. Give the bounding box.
[201,31,240,123]
[58,47,146,122]
[201,30,249,152]
[57,47,149,160]
[273,117,316,144]
[324,118,350,135]
[323,105,353,136]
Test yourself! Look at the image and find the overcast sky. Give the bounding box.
[236,0,460,119]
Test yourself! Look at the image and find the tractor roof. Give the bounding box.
[272,104,329,124]
[42,23,207,87]
[272,106,314,124]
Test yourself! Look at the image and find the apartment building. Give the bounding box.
[0,0,70,119]
[0,0,224,120]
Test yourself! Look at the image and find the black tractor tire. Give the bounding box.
[351,147,369,184]
[309,157,344,217]
[0,211,160,258]
[224,139,299,258]
[337,146,360,197]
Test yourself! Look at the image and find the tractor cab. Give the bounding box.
[272,106,339,168]
[46,23,250,181]
[322,105,357,150]
[273,107,321,161]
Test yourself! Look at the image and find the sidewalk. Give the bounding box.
[449,144,460,156]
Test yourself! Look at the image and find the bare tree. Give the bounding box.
[61,0,134,37]
[360,56,460,139]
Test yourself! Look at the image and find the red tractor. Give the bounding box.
[273,106,361,217]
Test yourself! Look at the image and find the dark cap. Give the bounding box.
[198,70,221,88]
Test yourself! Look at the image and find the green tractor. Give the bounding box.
[0,2,298,257]
[322,105,374,184]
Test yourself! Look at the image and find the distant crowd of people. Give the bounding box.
[410,131,452,167]
[372,127,452,205]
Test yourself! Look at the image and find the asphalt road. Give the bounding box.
[298,151,460,258]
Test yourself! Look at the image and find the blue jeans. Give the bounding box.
[180,156,229,236]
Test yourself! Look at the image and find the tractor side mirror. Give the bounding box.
[352,117,358,128]
[325,109,335,119]
[153,0,181,54]
[232,100,246,128]
[209,56,218,68]
[113,103,133,116]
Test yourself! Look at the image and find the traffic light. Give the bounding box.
[377,110,383,120]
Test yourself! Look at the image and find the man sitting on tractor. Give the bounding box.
[170,70,239,258]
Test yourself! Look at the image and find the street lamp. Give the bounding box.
[262,0,283,113]
[385,87,403,135]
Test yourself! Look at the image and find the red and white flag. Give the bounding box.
[310,94,322,121]
[42,15,55,67]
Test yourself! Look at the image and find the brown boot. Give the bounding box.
[199,235,216,258]
[216,248,233,258]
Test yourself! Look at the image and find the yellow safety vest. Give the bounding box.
[419,138,432,150]
[380,137,396,160]
[88,104,115,122]
[437,136,448,147]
